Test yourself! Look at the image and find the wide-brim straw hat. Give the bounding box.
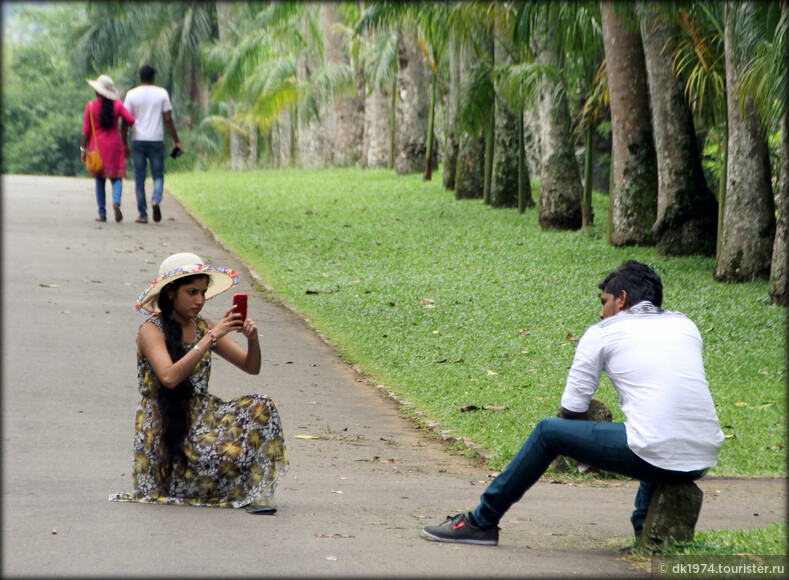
[136,252,239,315]
[86,74,119,100]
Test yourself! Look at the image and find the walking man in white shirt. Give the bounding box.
[121,65,182,224]
[422,260,724,546]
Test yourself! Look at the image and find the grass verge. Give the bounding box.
[167,167,786,477]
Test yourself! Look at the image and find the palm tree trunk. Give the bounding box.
[298,5,330,168]
[582,121,594,227]
[483,32,495,205]
[363,78,391,169]
[321,3,361,167]
[601,2,657,245]
[491,34,519,208]
[538,21,582,230]
[423,72,437,180]
[389,76,396,170]
[769,1,789,304]
[640,1,717,255]
[443,30,460,190]
[518,111,534,212]
[217,2,249,170]
[454,38,484,199]
[770,105,789,304]
[394,25,428,175]
[714,2,776,281]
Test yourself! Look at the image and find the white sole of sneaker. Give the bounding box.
[421,530,498,546]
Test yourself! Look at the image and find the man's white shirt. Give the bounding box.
[123,85,172,142]
[561,301,724,472]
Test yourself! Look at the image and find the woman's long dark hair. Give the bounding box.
[154,273,210,487]
[98,95,114,130]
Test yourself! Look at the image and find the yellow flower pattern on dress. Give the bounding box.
[110,315,288,508]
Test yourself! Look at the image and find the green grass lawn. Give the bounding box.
[167,167,786,477]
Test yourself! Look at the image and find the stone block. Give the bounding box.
[642,481,703,544]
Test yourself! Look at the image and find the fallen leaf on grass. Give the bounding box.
[460,404,508,412]
[486,369,498,375]
[566,333,580,342]
[305,287,340,295]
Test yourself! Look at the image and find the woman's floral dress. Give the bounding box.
[110,315,288,508]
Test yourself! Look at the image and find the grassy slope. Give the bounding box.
[167,167,786,476]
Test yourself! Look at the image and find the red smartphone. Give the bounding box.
[232,293,247,325]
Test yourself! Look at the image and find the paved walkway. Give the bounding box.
[2,175,785,578]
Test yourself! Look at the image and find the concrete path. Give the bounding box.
[2,175,785,578]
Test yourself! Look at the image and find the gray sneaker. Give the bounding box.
[422,512,499,545]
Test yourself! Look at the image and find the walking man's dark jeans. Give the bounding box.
[132,140,165,220]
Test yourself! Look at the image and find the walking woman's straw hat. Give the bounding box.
[136,252,239,315]
[86,74,119,100]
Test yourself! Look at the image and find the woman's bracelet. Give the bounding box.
[193,344,205,356]
[208,330,217,347]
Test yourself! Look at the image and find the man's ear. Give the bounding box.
[617,290,629,310]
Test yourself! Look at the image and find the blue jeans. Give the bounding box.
[132,140,165,219]
[473,419,707,533]
[95,178,122,217]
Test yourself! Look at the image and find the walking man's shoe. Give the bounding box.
[135,216,148,224]
[113,203,123,222]
[422,512,499,545]
[152,203,161,223]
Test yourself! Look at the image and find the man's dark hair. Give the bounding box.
[140,64,156,84]
[598,260,663,307]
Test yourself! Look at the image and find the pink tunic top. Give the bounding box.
[83,99,136,179]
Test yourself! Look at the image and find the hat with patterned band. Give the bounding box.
[136,252,239,315]
[86,74,120,100]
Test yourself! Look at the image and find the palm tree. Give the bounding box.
[714,1,775,282]
[408,2,450,180]
[355,2,429,175]
[639,1,717,256]
[769,1,789,305]
[359,21,396,169]
[600,1,657,246]
[490,30,521,209]
[737,0,788,302]
[393,23,429,175]
[320,2,363,167]
[217,1,251,170]
[535,12,582,229]
[443,28,460,190]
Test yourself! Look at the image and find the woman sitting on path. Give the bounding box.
[110,253,288,512]
[81,75,135,222]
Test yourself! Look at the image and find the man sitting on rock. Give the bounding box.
[422,260,724,546]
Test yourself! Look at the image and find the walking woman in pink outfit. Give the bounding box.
[80,75,135,222]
